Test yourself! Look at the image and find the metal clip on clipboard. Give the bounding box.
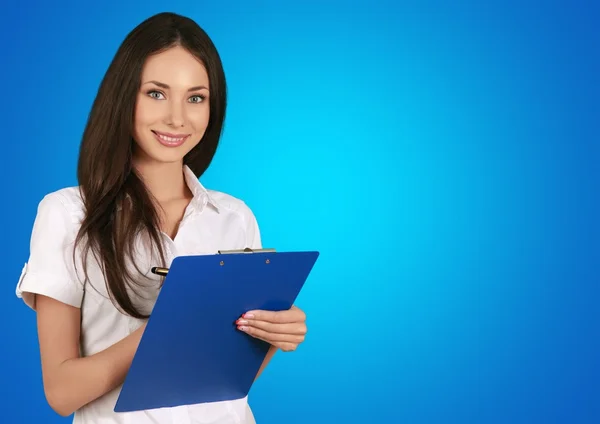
[150,248,277,277]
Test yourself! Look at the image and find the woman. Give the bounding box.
[16,12,307,424]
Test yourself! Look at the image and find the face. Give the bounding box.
[132,45,210,166]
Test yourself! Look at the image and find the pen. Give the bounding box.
[151,267,169,277]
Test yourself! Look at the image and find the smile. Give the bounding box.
[152,130,190,147]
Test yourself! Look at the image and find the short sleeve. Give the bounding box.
[243,203,262,250]
[16,193,83,310]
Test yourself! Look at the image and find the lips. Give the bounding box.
[152,130,190,147]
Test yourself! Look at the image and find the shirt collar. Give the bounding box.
[183,165,220,212]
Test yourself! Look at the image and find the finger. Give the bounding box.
[237,318,306,336]
[244,307,305,324]
[237,324,305,344]
[243,333,299,352]
[275,342,299,352]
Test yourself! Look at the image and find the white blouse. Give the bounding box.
[16,165,262,424]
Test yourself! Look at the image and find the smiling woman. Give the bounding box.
[15,11,307,424]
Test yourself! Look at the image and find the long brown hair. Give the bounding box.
[74,12,227,318]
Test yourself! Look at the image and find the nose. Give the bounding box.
[166,99,185,128]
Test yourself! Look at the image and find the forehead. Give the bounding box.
[141,46,209,86]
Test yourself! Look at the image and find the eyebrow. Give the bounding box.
[143,80,209,92]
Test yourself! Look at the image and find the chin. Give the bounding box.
[133,145,186,166]
[150,148,190,164]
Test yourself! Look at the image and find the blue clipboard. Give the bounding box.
[114,249,319,413]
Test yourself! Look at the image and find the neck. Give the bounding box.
[133,159,191,203]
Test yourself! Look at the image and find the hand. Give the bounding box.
[236,306,307,352]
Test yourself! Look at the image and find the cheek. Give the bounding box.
[135,98,163,130]
[188,104,210,130]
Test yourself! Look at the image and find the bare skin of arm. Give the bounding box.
[255,346,278,380]
[36,295,146,417]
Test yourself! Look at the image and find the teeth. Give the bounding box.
[156,133,185,143]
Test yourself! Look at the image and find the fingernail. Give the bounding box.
[243,313,254,319]
[238,326,248,331]
[237,319,248,325]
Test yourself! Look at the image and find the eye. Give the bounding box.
[147,90,165,100]
[188,95,206,104]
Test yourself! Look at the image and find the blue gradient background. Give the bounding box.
[1,1,599,423]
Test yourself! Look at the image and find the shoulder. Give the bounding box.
[32,186,84,228]
[40,186,82,205]
[204,189,262,248]
[18,187,86,310]
[207,189,258,223]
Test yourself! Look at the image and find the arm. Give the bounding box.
[36,295,145,417]
[255,346,278,380]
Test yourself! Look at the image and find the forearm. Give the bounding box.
[45,324,146,416]
[255,346,278,380]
